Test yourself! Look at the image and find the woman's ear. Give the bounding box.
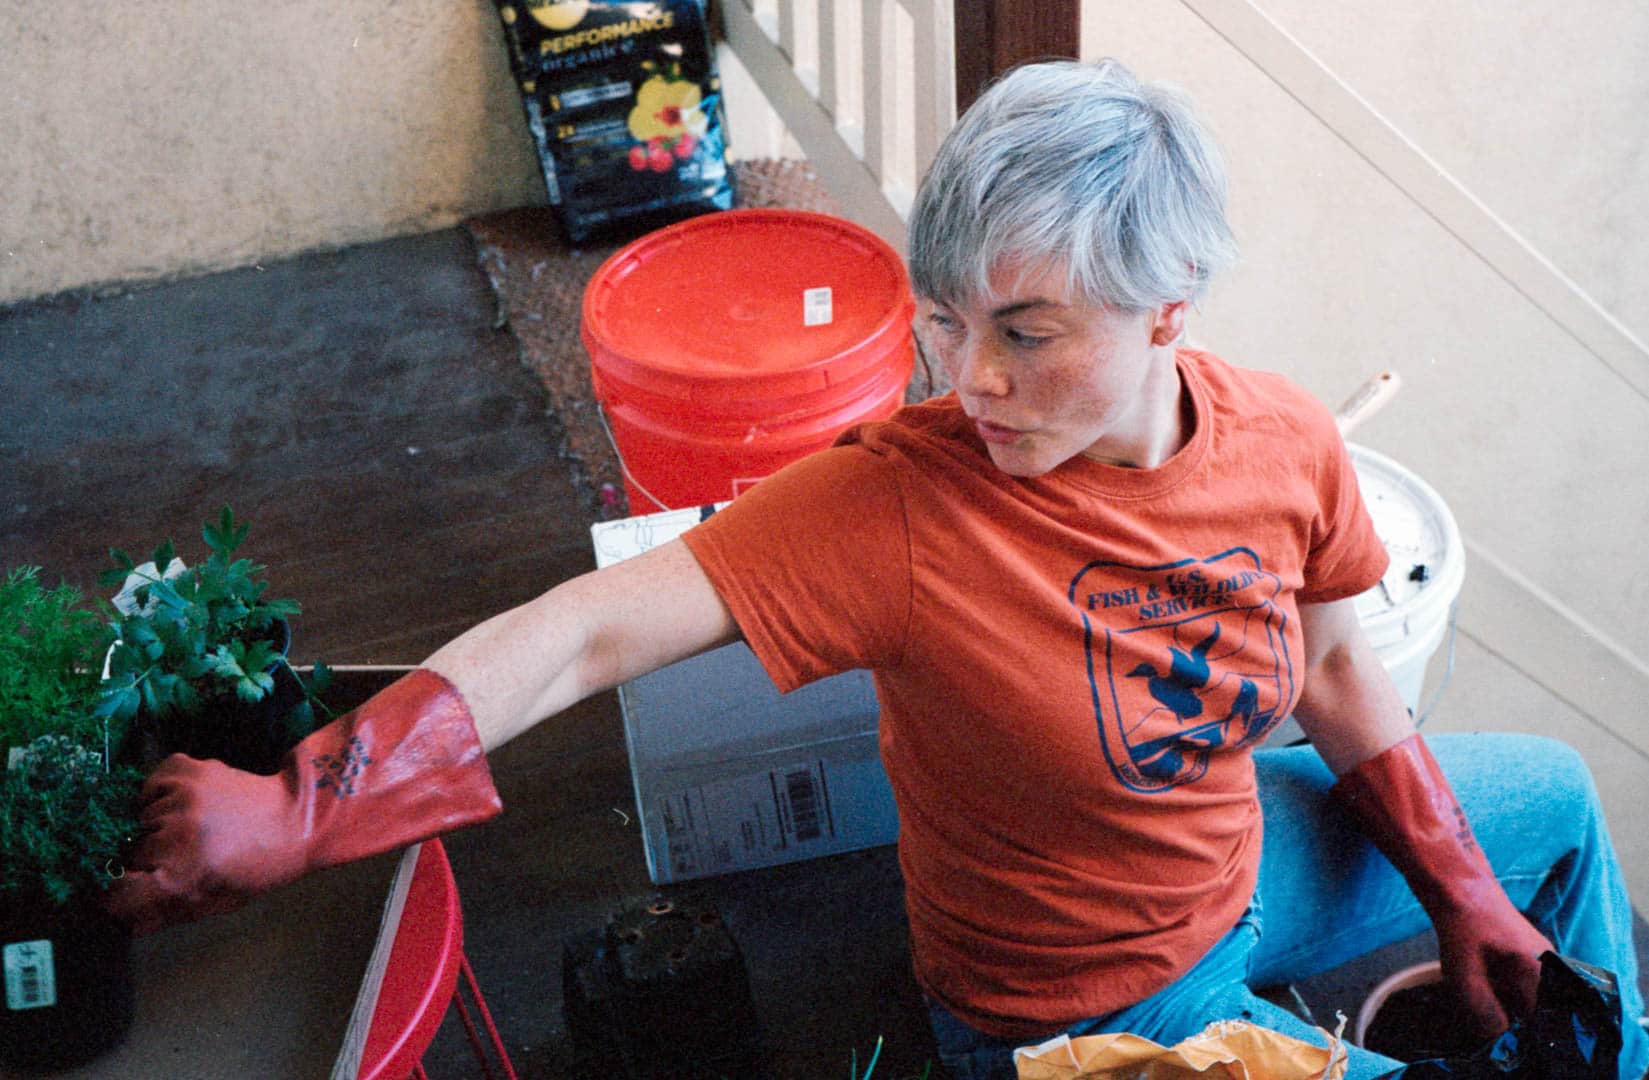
[1150,300,1189,346]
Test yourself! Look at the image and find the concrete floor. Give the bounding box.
[3,228,1643,1078]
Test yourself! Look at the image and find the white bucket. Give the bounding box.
[1348,443,1465,718]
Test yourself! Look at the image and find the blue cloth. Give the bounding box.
[927,733,1648,1080]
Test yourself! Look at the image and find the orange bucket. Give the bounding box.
[581,209,915,510]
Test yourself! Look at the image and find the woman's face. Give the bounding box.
[917,261,1187,477]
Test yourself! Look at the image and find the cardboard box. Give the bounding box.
[591,506,899,883]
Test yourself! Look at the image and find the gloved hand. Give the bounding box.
[104,669,501,935]
[1332,733,1553,1039]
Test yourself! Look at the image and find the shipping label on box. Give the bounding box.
[591,505,899,883]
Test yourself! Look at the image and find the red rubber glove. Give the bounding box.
[104,669,501,935]
[1332,733,1553,1039]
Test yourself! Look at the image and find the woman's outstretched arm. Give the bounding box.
[106,537,739,934]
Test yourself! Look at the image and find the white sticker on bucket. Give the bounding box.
[4,939,56,1011]
[803,287,833,327]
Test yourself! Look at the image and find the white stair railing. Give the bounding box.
[720,0,956,255]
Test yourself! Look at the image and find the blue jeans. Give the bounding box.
[926,733,1648,1080]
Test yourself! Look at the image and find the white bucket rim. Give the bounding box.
[1348,443,1465,639]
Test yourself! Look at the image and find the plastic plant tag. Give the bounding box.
[109,556,187,617]
[4,940,56,1012]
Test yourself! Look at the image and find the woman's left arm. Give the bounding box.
[1292,598,1553,1039]
[1290,597,1414,772]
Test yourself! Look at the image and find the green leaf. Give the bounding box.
[92,685,130,721]
[145,577,187,615]
[310,662,334,695]
[105,548,137,574]
[127,622,163,661]
[203,506,248,558]
[208,643,246,681]
[285,701,316,742]
[264,597,301,620]
[172,678,199,714]
[152,539,176,570]
[45,877,73,907]
[150,672,181,706]
[203,507,228,552]
[0,735,143,905]
[104,644,142,679]
[240,639,279,675]
[234,671,273,704]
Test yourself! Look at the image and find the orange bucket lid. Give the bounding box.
[582,209,913,404]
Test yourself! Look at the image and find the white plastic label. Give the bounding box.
[109,557,188,616]
[656,762,835,878]
[4,940,56,1011]
[803,286,833,327]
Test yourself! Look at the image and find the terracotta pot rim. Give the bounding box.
[1353,959,1443,1048]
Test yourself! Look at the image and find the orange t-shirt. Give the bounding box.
[681,349,1388,1038]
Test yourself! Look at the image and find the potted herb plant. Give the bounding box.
[96,506,331,775]
[0,567,143,1072]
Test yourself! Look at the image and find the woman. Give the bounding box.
[109,59,1646,1079]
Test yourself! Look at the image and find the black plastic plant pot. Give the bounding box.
[184,650,305,775]
[125,618,306,776]
[0,893,135,1073]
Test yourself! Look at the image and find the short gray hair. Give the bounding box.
[908,58,1238,312]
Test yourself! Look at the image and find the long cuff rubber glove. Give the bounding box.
[1332,735,1550,1042]
[104,669,502,936]
[1332,733,1553,1038]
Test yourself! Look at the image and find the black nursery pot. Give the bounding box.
[0,893,134,1073]
[128,619,306,775]
[185,646,306,775]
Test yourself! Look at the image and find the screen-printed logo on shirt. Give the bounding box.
[1068,547,1294,793]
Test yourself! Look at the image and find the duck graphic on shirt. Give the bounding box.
[1069,548,1294,792]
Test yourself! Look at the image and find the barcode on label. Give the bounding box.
[803,287,833,327]
[4,940,56,1011]
[785,769,822,841]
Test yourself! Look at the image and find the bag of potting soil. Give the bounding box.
[491,0,736,245]
[1370,952,1624,1078]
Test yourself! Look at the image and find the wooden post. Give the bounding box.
[954,0,1081,114]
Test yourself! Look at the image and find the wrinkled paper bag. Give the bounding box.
[1014,1018,1348,1080]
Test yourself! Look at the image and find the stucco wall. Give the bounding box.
[0,2,803,307]
[1,2,547,305]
